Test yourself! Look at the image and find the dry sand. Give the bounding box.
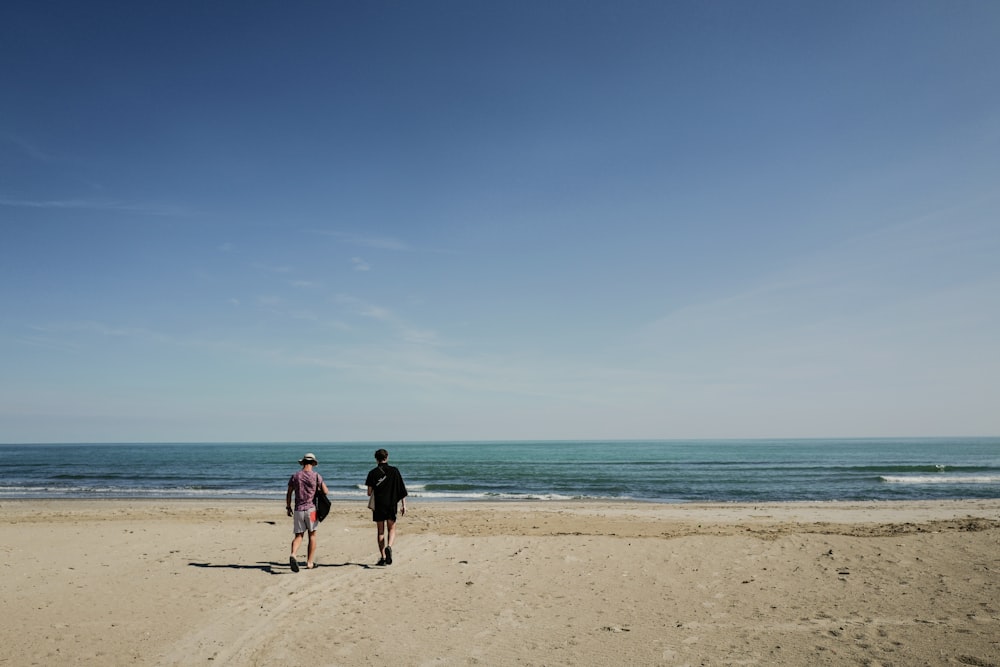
[2,499,999,666]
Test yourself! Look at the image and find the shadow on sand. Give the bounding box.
[188,561,375,574]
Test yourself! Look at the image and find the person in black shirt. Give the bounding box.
[365,448,408,566]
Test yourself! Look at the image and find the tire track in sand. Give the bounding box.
[156,560,375,666]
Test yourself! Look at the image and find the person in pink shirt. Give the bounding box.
[285,453,329,571]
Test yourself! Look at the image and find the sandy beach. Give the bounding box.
[2,499,999,666]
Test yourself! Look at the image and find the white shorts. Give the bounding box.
[293,508,318,533]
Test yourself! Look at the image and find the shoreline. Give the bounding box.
[4,499,999,665]
[5,495,1000,519]
[7,495,1000,506]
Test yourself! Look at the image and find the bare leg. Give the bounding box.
[384,518,397,564]
[386,519,397,549]
[376,521,386,559]
[306,530,317,567]
[290,532,304,572]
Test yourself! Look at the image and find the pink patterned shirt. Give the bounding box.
[288,470,322,511]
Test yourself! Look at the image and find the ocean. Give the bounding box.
[1,438,998,503]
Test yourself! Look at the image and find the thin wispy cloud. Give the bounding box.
[399,327,440,345]
[43,321,143,338]
[631,200,1000,395]
[251,263,294,274]
[351,257,371,271]
[3,135,58,162]
[14,335,81,353]
[312,230,412,251]
[281,340,635,406]
[334,294,442,346]
[0,196,188,217]
[20,321,175,347]
[360,304,391,321]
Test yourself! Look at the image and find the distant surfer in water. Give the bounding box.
[365,448,408,566]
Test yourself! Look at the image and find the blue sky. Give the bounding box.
[2,1,998,443]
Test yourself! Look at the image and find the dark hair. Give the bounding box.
[374,448,388,462]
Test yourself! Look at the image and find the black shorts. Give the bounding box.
[372,507,397,523]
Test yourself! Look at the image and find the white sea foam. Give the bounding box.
[881,475,1000,485]
[414,491,585,501]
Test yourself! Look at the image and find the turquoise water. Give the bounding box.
[1,438,998,503]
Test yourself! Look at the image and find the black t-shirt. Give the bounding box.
[365,464,407,510]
